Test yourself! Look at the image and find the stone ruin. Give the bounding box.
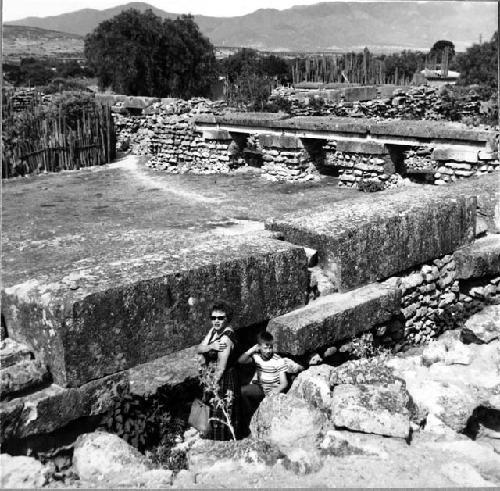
[1,94,500,486]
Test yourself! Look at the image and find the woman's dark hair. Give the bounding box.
[211,301,232,322]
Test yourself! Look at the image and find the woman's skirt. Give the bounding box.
[207,365,240,441]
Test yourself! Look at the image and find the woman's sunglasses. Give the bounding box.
[211,315,226,320]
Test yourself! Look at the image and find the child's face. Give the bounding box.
[259,342,274,360]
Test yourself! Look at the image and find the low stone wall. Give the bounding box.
[270,85,487,121]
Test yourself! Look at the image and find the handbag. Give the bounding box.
[188,398,210,435]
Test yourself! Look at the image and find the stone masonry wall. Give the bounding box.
[373,256,499,349]
[404,147,499,185]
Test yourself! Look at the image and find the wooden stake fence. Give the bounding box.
[2,90,115,179]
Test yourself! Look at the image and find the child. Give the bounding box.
[238,331,288,433]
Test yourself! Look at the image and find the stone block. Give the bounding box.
[335,140,387,155]
[1,359,48,398]
[2,236,308,387]
[0,346,199,442]
[266,185,477,291]
[453,235,500,279]
[201,129,231,140]
[268,278,401,355]
[258,134,303,149]
[433,148,479,163]
[331,383,411,438]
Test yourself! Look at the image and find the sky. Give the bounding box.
[3,0,340,20]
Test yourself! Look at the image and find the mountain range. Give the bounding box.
[5,1,498,52]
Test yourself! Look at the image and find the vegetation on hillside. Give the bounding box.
[84,9,217,98]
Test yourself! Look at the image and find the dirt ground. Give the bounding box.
[2,155,358,285]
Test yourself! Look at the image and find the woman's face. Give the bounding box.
[211,309,228,331]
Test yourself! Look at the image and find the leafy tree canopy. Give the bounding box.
[429,40,456,62]
[455,31,498,95]
[219,48,292,84]
[84,9,217,98]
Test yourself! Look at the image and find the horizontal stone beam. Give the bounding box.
[0,347,199,443]
[2,235,308,387]
[335,140,388,155]
[266,183,477,291]
[201,129,231,140]
[195,114,498,146]
[258,134,303,149]
[268,279,401,355]
[453,235,500,280]
[432,147,478,163]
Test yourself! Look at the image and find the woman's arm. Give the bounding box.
[197,328,215,354]
[213,336,233,381]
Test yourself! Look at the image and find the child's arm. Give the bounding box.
[238,344,260,364]
[271,359,288,394]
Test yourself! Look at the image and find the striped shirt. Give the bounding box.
[251,353,287,394]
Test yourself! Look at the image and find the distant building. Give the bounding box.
[418,68,460,87]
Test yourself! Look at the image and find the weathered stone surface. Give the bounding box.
[187,438,284,476]
[0,338,31,368]
[1,359,48,398]
[201,129,231,140]
[258,134,303,149]
[0,346,198,442]
[388,338,500,432]
[462,305,500,344]
[432,147,479,163]
[2,235,307,387]
[73,431,153,484]
[199,114,497,146]
[329,356,398,386]
[288,364,334,411]
[331,383,411,438]
[454,234,500,279]
[268,279,401,354]
[267,183,477,291]
[335,140,387,155]
[250,393,327,447]
[0,454,50,488]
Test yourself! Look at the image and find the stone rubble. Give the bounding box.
[270,85,487,121]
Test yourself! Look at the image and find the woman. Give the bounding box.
[197,302,240,440]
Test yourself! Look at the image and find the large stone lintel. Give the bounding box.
[266,183,478,291]
[336,140,388,155]
[268,278,401,355]
[432,148,479,163]
[2,235,308,387]
[0,347,199,444]
[258,134,303,149]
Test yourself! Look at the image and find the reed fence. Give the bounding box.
[2,90,116,178]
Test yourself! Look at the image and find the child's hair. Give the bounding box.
[211,301,232,322]
[257,331,274,344]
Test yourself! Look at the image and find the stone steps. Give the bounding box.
[268,278,401,355]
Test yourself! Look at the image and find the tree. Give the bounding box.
[84,9,217,98]
[429,40,456,63]
[455,31,498,95]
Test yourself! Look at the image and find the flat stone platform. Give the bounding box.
[454,234,500,279]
